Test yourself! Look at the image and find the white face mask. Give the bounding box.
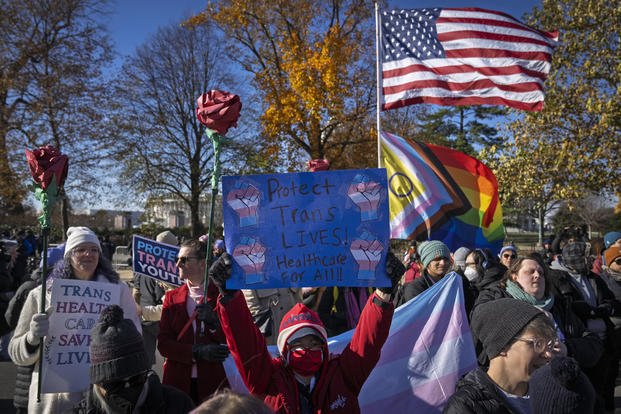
[464,267,479,281]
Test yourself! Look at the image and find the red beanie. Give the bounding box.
[277,303,327,355]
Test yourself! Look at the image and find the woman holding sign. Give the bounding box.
[9,226,140,414]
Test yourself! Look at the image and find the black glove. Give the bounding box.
[593,302,614,318]
[192,343,230,362]
[379,251,406,294]
[208,252,233,294]
[195,302,220,331]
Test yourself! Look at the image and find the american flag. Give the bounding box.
[380,8,558,111]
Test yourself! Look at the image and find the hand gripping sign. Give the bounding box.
[222,169,390,289]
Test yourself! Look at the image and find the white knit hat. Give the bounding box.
[64,226,101,259]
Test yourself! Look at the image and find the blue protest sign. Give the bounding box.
[222,169,390,289]
[132,235,182,286]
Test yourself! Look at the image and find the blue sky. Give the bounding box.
[106,1,544,61]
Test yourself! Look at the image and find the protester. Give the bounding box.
[589,237,605,275]
[498,245,517,269]
[603,231,621,250]
[600,247,621,300]
[9,226,140,413]
[400,241,475,313]
[474,256,604,371]
[210,250,405,413]
[463,248,506,295]
[452,246,471,273]
[157,239,230,405]
[190,390,274,414]
[74,304,194,413]
[212,239,226,258]
[4,243,66,414]
[138,230,178,367]
[547,241,621,411]
[529,356,596,414]
[444,298,557,414]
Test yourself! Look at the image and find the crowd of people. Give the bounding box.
[0,223,620,413]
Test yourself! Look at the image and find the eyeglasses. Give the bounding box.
[99,371,148,394]
[514,337,555,353]
[175,255,201,266]
[503,254,517,259]
[72,247,100,256]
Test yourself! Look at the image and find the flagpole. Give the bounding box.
[374,0,382,169]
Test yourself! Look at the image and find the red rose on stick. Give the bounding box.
[196,90,242,135]
[25,145,69,191]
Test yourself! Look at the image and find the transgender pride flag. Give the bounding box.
[223,273,476,412]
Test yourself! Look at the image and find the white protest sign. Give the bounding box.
[41,279,121,394]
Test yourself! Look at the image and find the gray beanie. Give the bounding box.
[156,230,178,246]
[89,305,149,384]
[417,240,451,269]
[453,247,472,269]
[471,298,543,360]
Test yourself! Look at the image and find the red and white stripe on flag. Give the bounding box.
[380,8,558,111]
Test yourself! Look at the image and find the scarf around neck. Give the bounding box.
[505,280,554,311]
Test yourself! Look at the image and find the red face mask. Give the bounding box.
[288,348,323,376]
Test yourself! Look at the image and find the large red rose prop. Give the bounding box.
[25,145,68,191]
[196,90,242,135]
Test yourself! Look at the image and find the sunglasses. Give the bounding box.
[614,258,621,266]
[100,371,148,393]
[175,255,201,265]
[503,254,517,259]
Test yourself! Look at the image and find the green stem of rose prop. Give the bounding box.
[196,90,241,301]
[25,145,68,402]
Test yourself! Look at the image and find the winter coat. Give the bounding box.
[7,274,139,414]
[443,367,514,414]
[474,283,604,368]
[216,290,393,414]
[242,288,301,344]
[73,372,195,414]
[157,283,229,403]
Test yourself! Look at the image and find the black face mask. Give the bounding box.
[99,371,148,413]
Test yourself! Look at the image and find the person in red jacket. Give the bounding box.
[209,251,405,414]
[157,239,230,405]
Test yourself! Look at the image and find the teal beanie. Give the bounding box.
[417,240,451,269]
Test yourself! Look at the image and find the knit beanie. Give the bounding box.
[214,239,225,250]
[156,230,178,246]
[499,245,517,257]
[277,303,327,355]
[604,247,621,267]
[604,231,621,249]
[453,247,471,268]
[530,356,595,414]
[64,226,101,259]
[562,242,588,274]
[417,240,451,269]
[471,298,543,360]
[90,305,149,384]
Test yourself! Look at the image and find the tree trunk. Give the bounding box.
[538,206,544,246]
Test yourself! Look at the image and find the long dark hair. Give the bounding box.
[49,252,119,284]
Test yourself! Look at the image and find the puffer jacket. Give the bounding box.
[443,367,514,414]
